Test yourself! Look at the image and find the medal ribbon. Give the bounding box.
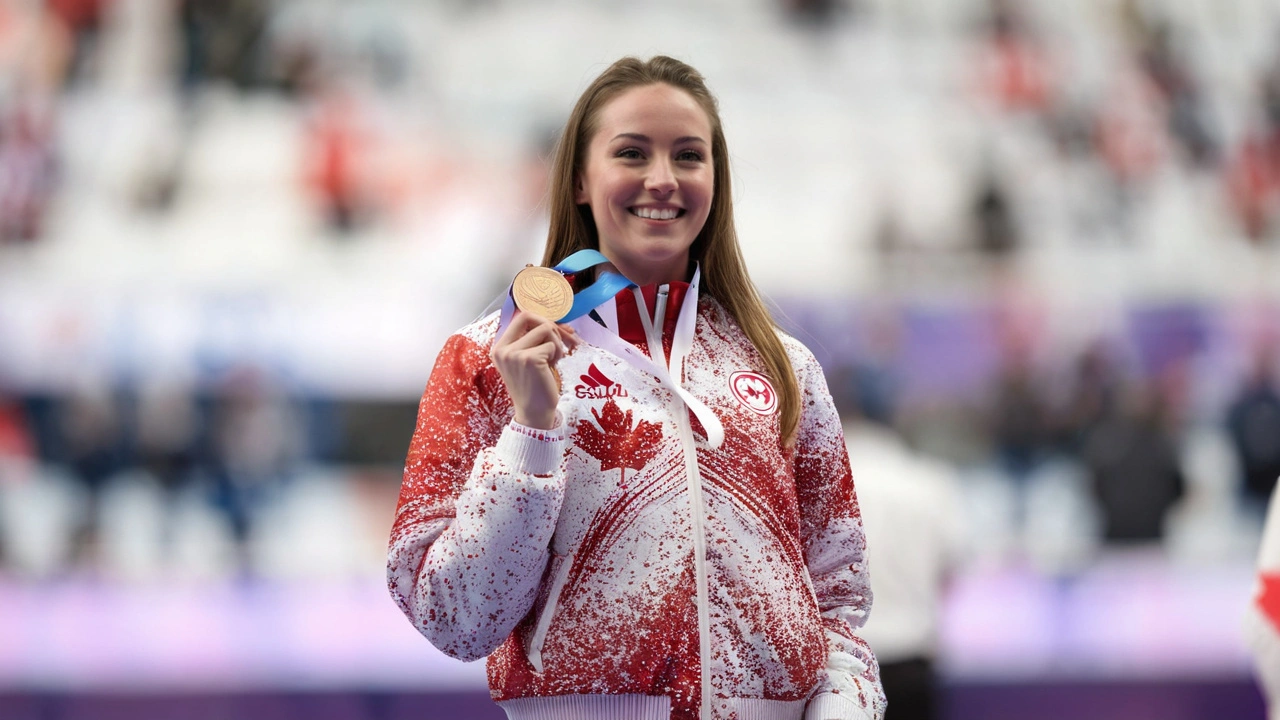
[549,249,636,323]
[499,249,636,333]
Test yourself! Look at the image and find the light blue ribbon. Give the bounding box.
[547,250,636,322]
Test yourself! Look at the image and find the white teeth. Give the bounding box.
[632,207,680,220]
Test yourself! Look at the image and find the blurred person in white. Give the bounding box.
[1246,482,1280,720]
[840,373,965,720]
[387,56,884,720]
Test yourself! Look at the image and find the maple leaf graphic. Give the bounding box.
[742,377,771,402]
[576,399,663,481]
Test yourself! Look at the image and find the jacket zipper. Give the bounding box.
[676,408,713,720]
[642,285,712,719]
[652,285,669,365]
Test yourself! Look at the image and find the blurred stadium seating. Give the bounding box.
[1,0,1278,717]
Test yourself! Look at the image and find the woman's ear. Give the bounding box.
[573,175,588,205]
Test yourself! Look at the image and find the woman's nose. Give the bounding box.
[645,159,677,194]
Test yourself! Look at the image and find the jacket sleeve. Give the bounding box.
[788,343,886,720]
[386,330,568,662]
[1246,485,1280,709]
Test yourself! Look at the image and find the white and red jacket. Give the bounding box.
[1247,486,1280,715]
[387,268,884,720]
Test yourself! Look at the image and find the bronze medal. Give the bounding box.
[512,265,574,321]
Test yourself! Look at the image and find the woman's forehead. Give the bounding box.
[592,84,712,140]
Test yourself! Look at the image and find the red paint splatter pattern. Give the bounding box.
[387,297,884,719]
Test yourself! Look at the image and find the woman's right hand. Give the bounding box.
[491,312,579,430]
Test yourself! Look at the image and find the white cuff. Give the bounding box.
[496,416,567,475]
[805,692,877,720]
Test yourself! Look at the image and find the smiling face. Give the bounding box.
[574,83,715,287]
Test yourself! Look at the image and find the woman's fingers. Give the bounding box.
[491,315,566,384]
[510,339,565,368]
[498,313,560,346]
[557,324,581,353]
[495,312,579,358]
[490,312,580,430]
[493,311,544,348]
[497,325,566,364]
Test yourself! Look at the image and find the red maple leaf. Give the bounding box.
[576,399,663,480]
[1258,571,1280,634]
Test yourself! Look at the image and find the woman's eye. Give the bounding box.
[616,148,643,159]
[676,150,704,162]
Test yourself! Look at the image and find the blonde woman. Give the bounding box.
[388,56,884,720]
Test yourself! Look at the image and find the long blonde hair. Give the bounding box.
[541,56,800,444]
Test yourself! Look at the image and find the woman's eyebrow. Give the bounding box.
[611,132,708,145]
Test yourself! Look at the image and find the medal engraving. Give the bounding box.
[513,265,574,321]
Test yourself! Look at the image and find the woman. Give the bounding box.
[388,55,884,720]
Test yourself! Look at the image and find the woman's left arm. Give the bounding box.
[788,342,886,720]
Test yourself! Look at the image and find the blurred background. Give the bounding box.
[0,0,1278,718]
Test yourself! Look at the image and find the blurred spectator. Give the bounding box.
[835,345,963,720]
[1093,68,1169,209]
[0,395,33,461]
[204,368,302,571]
[1226,344,1280,510]
[1080,378,1186,543]
[264,26,322,98]
[45,0,111,88]
[971,173,1019,258]
[840,310,904,432]
[782,0,851,29]
[1225,47,1280,244]
[135,384,199,499]
[0,3,72,92]
[1130,16,1217,167]
[1226,123,1280,243]
[988,347,1051,484]
[1266,46,1280,133]
[0,92,58,244]
[846,415,965,720]
[0,392,35,568]
[59,387,126,565]
[178,0,270,93]
[973,0,1054,115]
[302,85,377,235]
[1052,341,1123,457]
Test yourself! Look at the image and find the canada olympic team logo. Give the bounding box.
[729,371,777,416]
